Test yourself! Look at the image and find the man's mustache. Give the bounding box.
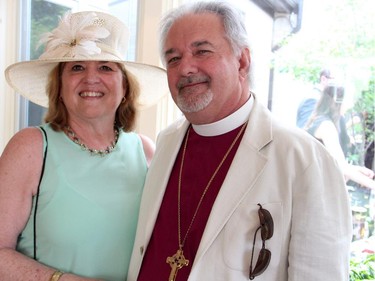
[177,75,210,90]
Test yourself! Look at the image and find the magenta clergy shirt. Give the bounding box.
[137,124,246,281]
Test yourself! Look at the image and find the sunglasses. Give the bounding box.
[249,203,274,280]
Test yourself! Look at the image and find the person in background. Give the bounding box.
[305,84,375,190]
[296,68,351,156]
[296,68,334,128]
[0,11,167,281]
[127,2,352,281]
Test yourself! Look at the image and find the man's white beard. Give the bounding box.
[177,89,213,113]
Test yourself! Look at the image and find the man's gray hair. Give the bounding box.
[159,1,250,65]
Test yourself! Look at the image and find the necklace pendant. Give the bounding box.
[166,248,189,281]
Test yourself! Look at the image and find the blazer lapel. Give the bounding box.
[193,97,273,265]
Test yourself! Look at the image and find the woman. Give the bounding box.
[0,11,167,281]
[305,84,375,189]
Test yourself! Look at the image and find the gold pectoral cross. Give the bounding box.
[166,248,189,281]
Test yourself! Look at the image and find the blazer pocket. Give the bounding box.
[222,202,283,273]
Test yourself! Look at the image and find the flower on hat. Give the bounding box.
[38,12,110,59]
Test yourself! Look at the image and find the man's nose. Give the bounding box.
[178,55,198,76]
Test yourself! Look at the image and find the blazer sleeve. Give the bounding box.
[288,146,352,281]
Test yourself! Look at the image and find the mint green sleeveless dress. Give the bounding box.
[17,124,148,281]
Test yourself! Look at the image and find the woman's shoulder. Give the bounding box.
[315,118,337,140]
[5,127,44,152]
[138,134,155,167]
[318,118,336,130]
[0,127,45,195]
[1,127,44,165]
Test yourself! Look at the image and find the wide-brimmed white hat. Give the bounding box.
[5,11,168,109]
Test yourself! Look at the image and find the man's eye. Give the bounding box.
[196,49,210,55]
[167,57,180,65]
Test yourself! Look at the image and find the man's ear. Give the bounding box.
[238,48,251,79]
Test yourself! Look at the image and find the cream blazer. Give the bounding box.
[128,96,352,281]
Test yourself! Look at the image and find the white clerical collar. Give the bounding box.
[192,94,253,136]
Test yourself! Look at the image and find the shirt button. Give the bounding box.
[140,246,144,255]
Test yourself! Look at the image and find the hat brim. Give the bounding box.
[5,58,169,109]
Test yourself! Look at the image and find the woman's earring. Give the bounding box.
[121,96,126,104]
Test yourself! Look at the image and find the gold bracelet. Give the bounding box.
[50,271,64,281]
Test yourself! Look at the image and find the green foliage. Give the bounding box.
[355,70,374,146]
[30,0,69,59]
[274,0,375,85]
[350,254,375,281]
[346,67,375,165]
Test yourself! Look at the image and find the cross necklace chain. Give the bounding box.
[166,122,247,281]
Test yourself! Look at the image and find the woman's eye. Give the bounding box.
[100,65,113,71]
[71,64,84,71]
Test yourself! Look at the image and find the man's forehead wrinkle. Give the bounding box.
[192,40,212,47]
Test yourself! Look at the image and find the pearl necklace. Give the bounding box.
[65,126,119,157]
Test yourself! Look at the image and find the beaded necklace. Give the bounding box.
[65,126,119,157]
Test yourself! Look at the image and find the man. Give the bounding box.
[128,2,352,280]
[296,69,333,128]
